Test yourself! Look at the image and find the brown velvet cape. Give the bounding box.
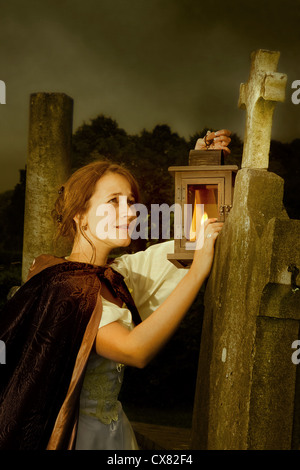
[0,255,141,450]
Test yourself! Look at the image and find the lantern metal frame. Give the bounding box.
[167,150,238,268]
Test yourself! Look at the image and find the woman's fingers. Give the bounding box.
[195,218,223,249]
[213,135,231,145]
[209,130,231,155]
[214,129,231,138]
[205,129,231,143]
[195,129,231,155]
[204,219,223,236]
[205,223,223,240]
[203,217,222,230]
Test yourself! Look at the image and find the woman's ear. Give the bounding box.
[73,214,87,228]
[73,214,80,225]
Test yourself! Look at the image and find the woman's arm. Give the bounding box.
[95,217,223,368]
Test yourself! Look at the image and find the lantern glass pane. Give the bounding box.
[187,184,219,241]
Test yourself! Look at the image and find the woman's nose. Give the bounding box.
[118,198,137,219]
[127,203,137,219]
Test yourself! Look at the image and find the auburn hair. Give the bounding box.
[52,160,140,244]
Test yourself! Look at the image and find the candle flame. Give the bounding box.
[202,212,208,224]
[189,189,208,241]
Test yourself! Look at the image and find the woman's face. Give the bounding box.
[82,171,137,249]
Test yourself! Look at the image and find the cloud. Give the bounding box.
[0,0,299,191]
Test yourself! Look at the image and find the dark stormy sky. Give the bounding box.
[1,0,300,191]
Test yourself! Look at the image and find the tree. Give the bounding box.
[0,169,25,261]
[72,115,131,169]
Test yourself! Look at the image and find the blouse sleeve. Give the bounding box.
[99,297,134,330]
[111,241,188,320]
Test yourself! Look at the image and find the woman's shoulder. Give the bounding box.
[26,254,67,281]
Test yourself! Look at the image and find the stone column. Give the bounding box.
[22,93,73,282]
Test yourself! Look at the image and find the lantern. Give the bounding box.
[167,149,238,268]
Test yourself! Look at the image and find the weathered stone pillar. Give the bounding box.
[22,93,73,282]
[191,50,300,449]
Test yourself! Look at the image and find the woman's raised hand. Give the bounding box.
[190,217,223,281]
[195,129,231,156]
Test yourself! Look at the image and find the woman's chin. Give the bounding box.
[95,226,134,248]
[114,229,132,247]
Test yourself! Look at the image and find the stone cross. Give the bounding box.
[238,49,287,169]
[191,50,300,450]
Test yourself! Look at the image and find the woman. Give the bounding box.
[0,129,231,450]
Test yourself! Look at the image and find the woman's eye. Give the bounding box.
[107,197,135,205]
[108,197,118,204]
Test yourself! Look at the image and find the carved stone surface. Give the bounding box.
[238,50,287,169]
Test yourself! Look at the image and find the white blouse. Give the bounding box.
[75,241,188,450]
